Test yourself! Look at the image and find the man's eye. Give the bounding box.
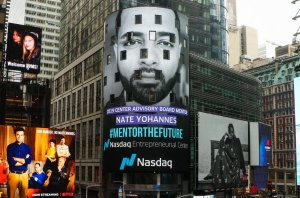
[123,39,142,47]
[157,41,174,48]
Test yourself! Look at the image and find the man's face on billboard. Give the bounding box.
[15,130,25,144]
[115,8,181,104]
[34,163,41,173]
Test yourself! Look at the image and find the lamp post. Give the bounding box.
[113,181,125,198]
[86,185,101,198]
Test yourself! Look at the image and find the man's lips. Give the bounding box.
[135,72,158,84]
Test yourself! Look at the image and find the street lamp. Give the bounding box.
[86,185,101,198]
[113,181,125,198]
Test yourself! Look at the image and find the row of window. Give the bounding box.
[55,50,102,96]
[75,165,100,183]
[59,1,114,68]
[263,83,294,95]
[51,80,102,126]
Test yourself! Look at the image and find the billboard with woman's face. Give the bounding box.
[6,23,42,74]
[0,125,75,198]
[102,7,189,172]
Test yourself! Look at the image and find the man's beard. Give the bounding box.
[120,69,177,105]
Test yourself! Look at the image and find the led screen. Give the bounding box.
[6,23,42,74]
[197,112,248,188]
[102,7,189,172]
[253,166,268,189]
[0,125,75,198]
[295,77,300,185]
[258,123,272,166]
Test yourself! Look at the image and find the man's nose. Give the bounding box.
[139,41,159,67]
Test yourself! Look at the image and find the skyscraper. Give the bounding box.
[52,1,259,197]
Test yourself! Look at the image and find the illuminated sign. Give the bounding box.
[102,7,189,172]
[197,112,248,188]
[258,123,272,166]
[0,125,75,198]
[6,23,42,74]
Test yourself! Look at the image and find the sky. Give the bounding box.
[236,0,300,46]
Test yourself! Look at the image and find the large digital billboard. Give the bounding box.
[197,112,248,188]
[295,77,300,185]
[6,23,42,74]
[102,7,189,172]
[250,122,272,166]
[0,125,75,198]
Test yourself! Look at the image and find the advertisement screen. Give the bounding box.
[102,7,189,172]
[198,112,248,188]
[258,123,272,166]
[6,23,42,74]
[0,125,75,198]
[295,77,300,185]
[253,166,268,189]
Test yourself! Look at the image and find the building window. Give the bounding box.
[163,50,169,60]
[89,84,94,114]
[170,33,175,43]
[81,166,86,181]
[120,50,126,60]
[149,31,156,40]
[149,92,156,102]
[94,167,99,182]
[170,93,175,103]
[107,55,111,64]
[96,80,101,111]
[155,70,161,80]
[104,76,107,86]
[155,15,162,24]
[135,15,142,24]
[87,166,93,182]
[115,72,120,82]
[140,49,148,59]
[111,36,116,45]
[127,92,133,102]
[110,94,115,103]
[75,166,79,180]
[134,70,142,80]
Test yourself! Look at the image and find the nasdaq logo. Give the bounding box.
[120,154,137,170]
[103,139,110,151]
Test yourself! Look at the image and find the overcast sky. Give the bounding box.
[236,0,300,45]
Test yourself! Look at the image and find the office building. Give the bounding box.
[258,41,276,59]
[242,55,300,194]
[51,0,261,197]
[228,25,259,67]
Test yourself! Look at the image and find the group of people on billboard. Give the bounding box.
[6,23,41,73]
[0,126,75,198]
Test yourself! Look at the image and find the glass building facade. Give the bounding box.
[189,52,262,190]
[51,0,258,197]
